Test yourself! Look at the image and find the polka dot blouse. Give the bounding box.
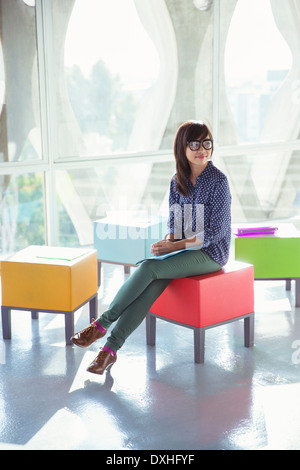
[167,161,232,266]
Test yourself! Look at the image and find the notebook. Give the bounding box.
[232,226,278,237]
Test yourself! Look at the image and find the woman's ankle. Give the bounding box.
[103,345,116,356]
[94,320,106,333]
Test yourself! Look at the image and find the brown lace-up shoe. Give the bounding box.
[71,318,106,348]
[86,347,117,375]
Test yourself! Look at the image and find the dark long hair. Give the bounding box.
[173,120,213,196]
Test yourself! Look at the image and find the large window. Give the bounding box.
[52,0,214,158]
[0,172,45,254]
[0,0,42,163]
[0,0,45,258]
[219,0,300,222]
[55,159,175,247]
[1,0,300,259]
[63,0,161,156]
[223,0,293,144]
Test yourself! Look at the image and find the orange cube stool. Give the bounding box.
[146,261,254,363]
[1,246,98,345]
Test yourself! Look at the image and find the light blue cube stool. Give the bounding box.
[94,215,167,286]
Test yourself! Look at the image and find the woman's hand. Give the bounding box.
[150,240,176,256]
[151,235,202,256]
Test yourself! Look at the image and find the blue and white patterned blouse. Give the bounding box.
[167,161,231,266]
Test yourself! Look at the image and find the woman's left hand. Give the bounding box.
[150,240,175,256]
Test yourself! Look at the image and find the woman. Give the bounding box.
[71,120,231,374]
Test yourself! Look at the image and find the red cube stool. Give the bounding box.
[146,261,254,363]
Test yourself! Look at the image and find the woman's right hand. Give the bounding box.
[150,240,176,256]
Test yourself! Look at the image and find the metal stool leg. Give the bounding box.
[89,294,98,322]
[97,261,102,287]
[244,313,254,347]
[194,328,205,364]
[31,310,39,319]
[296,279,300,307]
[146,314,156,346]
[1,306,11,339]
[65,312,74,345]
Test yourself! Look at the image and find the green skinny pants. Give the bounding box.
[97,249,221,352]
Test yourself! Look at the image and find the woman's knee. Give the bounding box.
[137,259,158,280]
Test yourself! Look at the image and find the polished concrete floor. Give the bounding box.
[1,262,300,450]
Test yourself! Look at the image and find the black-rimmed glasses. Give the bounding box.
[187,139,213,151]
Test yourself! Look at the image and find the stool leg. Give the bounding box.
[31,310,39,320]
[89,294,98,322]
[296,279,300,307]
[244,314,254,347]
[146,314,156,346]
[124,265,130,275]
[65,313,74,345]
[194,328,205,364]
[97,261,101,287]
[1,306,11,339]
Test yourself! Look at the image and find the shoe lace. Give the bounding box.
[79,318,96,336]
[96,348,109,361]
